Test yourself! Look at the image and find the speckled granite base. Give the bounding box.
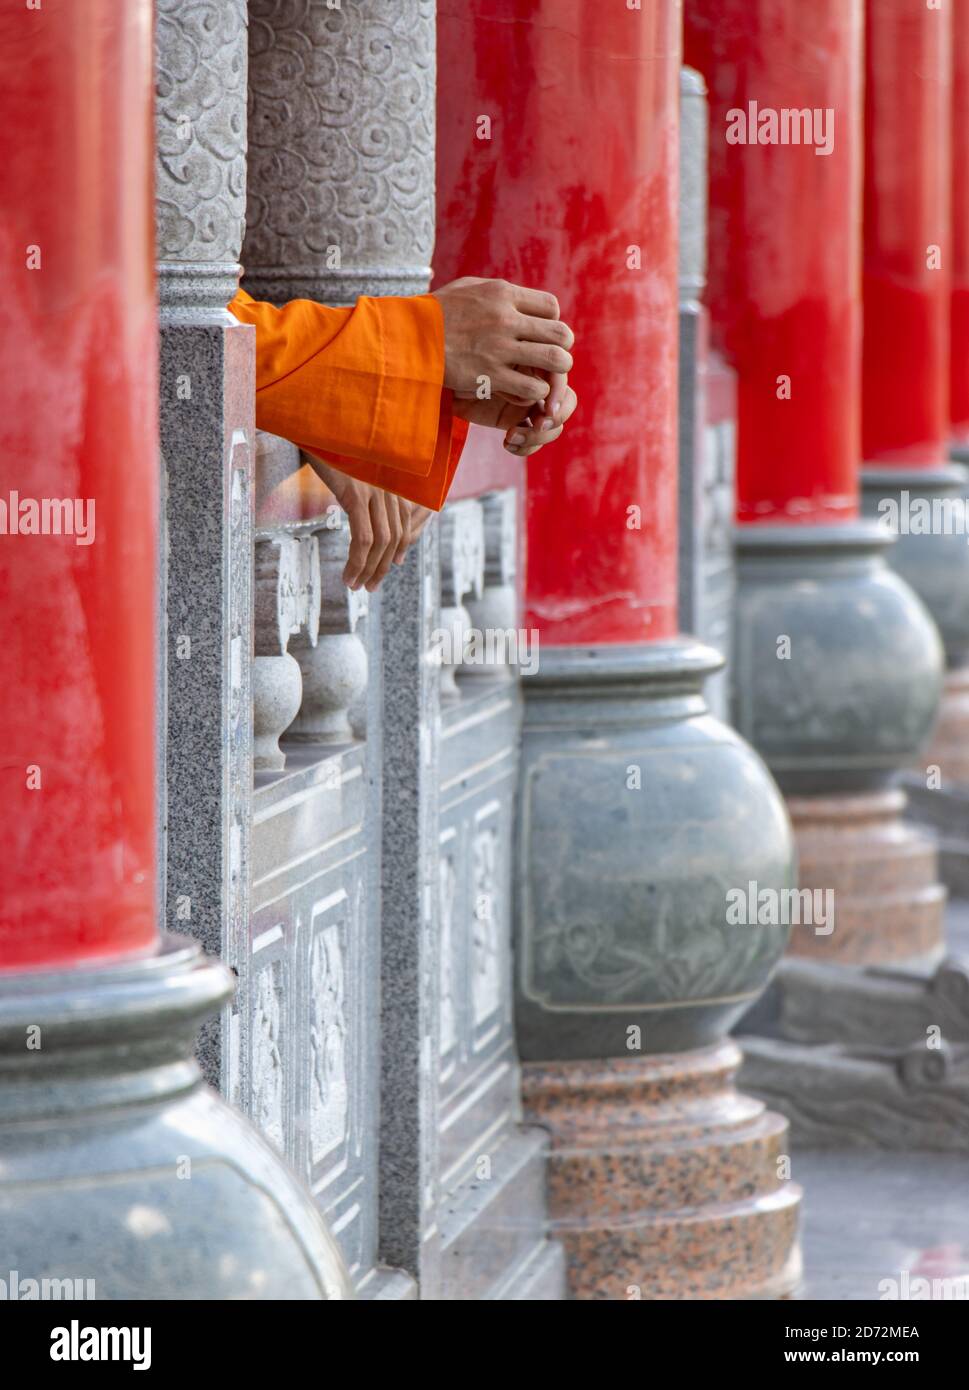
[522,1042,802,1300]
[786,790,945,964]
[922,665,969,785]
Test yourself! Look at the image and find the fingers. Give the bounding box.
[516,313,575,351]
[510,284,561,320]
[360,492,403,592]
[342,493,375,590]
[543,371,570,422]
[513,339,574,377]
[504,386,577,456]
[494,367,551,402]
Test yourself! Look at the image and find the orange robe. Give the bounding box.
[228,288,468,510]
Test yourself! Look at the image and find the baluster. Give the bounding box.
[253,536,303,771]
[464,490,519,680]
[438,500,485,701]
[286,520,369,744]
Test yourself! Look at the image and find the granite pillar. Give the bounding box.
[686,0,945,970]
[438,0,801,1299]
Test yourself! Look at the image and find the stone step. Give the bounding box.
[437,1125,552,1301]
[486,1237,566,1301]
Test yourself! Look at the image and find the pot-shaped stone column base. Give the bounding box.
[734,522,944,966]
[786,791,945,965]
[522,1041,802,1300]
[516,640,801,1298]
[861,466,969,669]
[0,936,354,1300]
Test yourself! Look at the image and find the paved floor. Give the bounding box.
[794,1150,969,1300]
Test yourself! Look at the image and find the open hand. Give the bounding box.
[301,456,430,591]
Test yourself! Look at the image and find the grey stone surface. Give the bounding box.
[861,465,969,667]
[739,1033,969,1151]
[678,67,734,723]
[160,319,254,1091]
[244,0,436,305]
[378,529,443,1292]
[0,938,352,1300]
[515,640,795,1060]
[794,1149,969,1300]
[732,522,944,794]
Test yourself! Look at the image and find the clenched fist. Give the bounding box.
[432,276,574,403]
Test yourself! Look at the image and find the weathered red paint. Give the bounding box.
[863,0,952,466]
[0,1,158,968]
[435,0,680,645]
[952,0,969,441]
[685,0,863,524]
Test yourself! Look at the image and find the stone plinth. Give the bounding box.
[922,666,969,785]
[523,1042,802,1301]
[786,791,945,965]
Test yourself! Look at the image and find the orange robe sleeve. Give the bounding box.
[228,288,468,511]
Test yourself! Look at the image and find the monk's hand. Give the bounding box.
[302,457,409,592]
[452,375,578,456]
[432,276,574,404]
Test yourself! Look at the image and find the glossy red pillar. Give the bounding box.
[685,0,861,524]
[863,0,951,468]
[952,0,969,444]
[438,3,802,1300]
[0,0,157,969]
[435,0,679,646]
[687,0,944,968]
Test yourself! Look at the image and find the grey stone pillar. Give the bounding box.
[243,0,440,1299]
[677,67,733,721]
[156,0,252,1083]
[154,0,352,1298]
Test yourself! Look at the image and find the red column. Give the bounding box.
[435,0,680,646]
[863,0,952,467]
[685,0,862,525]
[952,0,969,443]
[0,0,157,969]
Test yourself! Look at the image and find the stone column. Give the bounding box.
[686,0,945,970]
[929,0,969,786]
[0,0,349,1299]
[860,0,969,697]
[438,0,801,1299]
[678,67,734,723]
[244,0,444,1297]
[156,0,254,1080]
